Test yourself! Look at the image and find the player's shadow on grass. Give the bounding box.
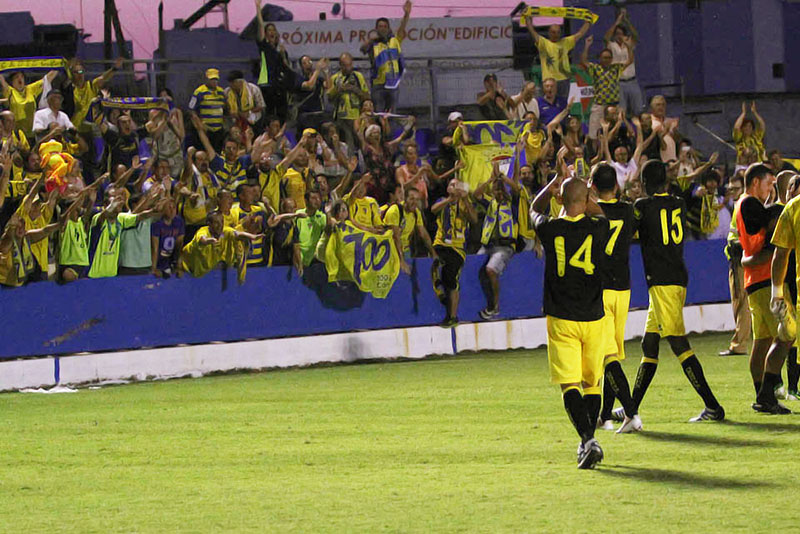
[599,466,777,489]
[634,430,777,448]
[720,419,800,433]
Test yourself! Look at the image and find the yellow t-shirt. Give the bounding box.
[524,126,546,163]
[221,209,237,229]
[732,128,766,164]
[433,201,469,257]
[71,78,100,132]
[2,129,30,153]
[772,195,800,295]
[4,79,44,136]
[16,202,53,271]
[536,35,576,81]
[258,163,285,214]
[344,192,383,228]
[180,171,219,225]
[517,186,535,240]
[549,195,563,218]
[282,166,308,209]
[383,203,423,255]
[328,70,369,121]
[180,226,240,278]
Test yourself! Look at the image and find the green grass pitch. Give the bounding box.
[3,332,798,533]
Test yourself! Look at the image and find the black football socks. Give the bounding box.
[605,360,636,416]
[563,388,594,443]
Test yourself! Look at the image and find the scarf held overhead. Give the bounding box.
[520,6,598,25]
[85,97,173,123]
[0,56,66,74]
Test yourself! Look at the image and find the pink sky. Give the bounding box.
[19,0,538,58]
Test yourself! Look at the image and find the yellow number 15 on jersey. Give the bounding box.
[660,208,683,245]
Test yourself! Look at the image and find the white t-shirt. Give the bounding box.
[608,41,635,80]
[32,107,75,133]
[511,92,540,120]
[651,115,677,162]
[612,159,638,188]
[709,198,731,240]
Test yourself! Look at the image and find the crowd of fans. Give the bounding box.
[0,3,792,322]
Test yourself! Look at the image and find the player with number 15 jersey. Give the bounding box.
[628,160,724,423]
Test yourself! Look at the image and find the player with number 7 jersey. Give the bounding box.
[591,163,639,433]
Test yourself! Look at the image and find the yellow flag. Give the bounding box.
[458,144,516,191]
[325,221,400,299]
[456,120,525,191]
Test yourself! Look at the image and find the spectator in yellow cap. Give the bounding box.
[188,67,226,152]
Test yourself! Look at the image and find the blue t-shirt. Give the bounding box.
[151,216,186,271]
[536,95,568,127]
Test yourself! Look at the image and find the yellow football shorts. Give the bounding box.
[644,285,687,337]
[748,285,797,340]
[546,315,605,386]
[602,289,630,361]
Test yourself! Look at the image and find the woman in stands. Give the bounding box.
[0,69,59,139]
[733,100,767,168]
[359,120,415,205]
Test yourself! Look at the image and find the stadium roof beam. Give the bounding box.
[181,0,231,30]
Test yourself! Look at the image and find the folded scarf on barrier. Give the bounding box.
[0,56,66,74]
[85,97,173,124]
[520,6,598,25]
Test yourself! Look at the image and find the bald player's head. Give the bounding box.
[561,177,589,214]
[776,170,796,204]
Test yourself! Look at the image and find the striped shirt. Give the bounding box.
[189,84,225,132]
[232,203,268,265]
[210,154,251,194]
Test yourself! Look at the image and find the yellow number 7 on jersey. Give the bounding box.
[605,219,624,255]
[555,235,595,276]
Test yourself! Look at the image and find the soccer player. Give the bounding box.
[627,160,725,422]
[530,173,609,469]
[590,163,640,433]
[474,162,520,320]
[738,164,795,413]
[772,174,800,402]
[431,178,477,328]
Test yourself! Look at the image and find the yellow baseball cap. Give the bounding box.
[206,68,220,80]
[302,128,318,137]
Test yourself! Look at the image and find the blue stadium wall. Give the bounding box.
[569,0,796,95]
[0,239,730,360]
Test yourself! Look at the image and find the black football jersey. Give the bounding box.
[533,213,609,321]
[633,194,689,287]
[598,199,636,291]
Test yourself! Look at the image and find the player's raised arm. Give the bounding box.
[531,174,561,215]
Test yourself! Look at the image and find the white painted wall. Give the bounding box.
[0,303,734,392]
